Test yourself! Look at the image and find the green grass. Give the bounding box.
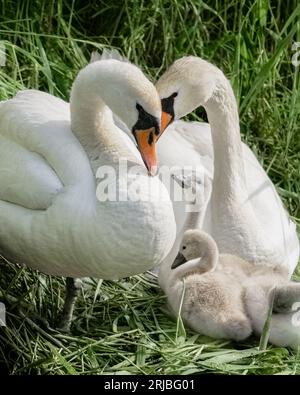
[0,0,300,375]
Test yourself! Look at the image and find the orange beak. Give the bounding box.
[157,111,173,141]
[134,128,157,176]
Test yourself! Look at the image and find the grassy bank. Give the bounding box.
[0,0,299,374]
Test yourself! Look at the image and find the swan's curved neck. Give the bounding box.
[205,78,247,204]
[70,65,137,174]
[201,73,280,264]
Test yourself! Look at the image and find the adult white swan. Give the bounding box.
[0,58,176,328]
[156,56,299,283]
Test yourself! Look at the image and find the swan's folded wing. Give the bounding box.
[0,135,62,209]
[0,90,92,210]
[242,143,300,274]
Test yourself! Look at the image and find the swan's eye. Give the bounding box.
[182,246,186,250]
[161,92,178,132]
[133,103,160,137]
[132,103,159,174]
[161,92,177,114]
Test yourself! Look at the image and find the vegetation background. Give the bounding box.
[0,0,299,374]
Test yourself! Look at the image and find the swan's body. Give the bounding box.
[160,229,300,348]
[0,60,176,279]
[156,57,299,281]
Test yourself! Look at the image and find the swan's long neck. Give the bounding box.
[70,65,137,174]
[205,78,247,205]
[202,74,281,264]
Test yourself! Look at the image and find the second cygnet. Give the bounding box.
[159,229,300,348]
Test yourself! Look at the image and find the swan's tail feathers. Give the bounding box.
[90,48,129,64]
[90,50,102,63]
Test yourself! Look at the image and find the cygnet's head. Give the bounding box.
[172,229,218,270]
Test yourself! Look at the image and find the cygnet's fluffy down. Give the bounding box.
[160,229,300,348]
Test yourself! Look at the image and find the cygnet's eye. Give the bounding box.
[182,246,186,250]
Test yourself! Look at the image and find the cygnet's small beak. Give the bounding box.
[133,128,157,176]
[171,252,187,269]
